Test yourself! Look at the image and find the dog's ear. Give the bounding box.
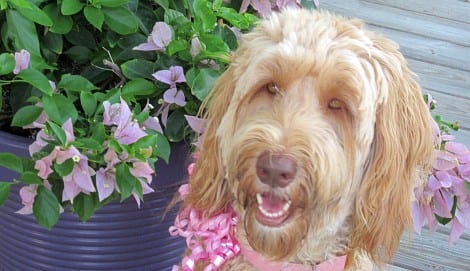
[183,64,238,215]
[351,36,434,263]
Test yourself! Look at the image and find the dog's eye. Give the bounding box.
[328,98,344,110]
[266,82,280,94]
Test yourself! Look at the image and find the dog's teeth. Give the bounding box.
[256,193,263,204]
[283,200,292,212]
[257,200,292,219]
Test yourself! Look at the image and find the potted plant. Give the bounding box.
[0,0,260,269]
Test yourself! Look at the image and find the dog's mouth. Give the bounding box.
[255,192,292,227]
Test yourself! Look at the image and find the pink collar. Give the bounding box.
[240,243,348,271]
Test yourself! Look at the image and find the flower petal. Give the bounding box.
[174,90,186,107]
[130,162,154,184]
[13,49,30,74]
[96,168,115,202]
[433,150,459,171]
[151,22,172,49]
[62,118,75,144]
[153,70,173,85]
[445,141,468,155]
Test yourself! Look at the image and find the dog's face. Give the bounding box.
[185,9,433,264]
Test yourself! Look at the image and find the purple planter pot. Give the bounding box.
[0,131,188,271]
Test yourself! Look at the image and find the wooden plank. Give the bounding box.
[320,0,470,47]
[379,265,409,271]
[407,59,470,98]
[365,0,470,25]
[392,230,470,271]
[365,25,470,72]
[321,1,470,72]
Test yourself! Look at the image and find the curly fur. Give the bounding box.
[180,8,434,271]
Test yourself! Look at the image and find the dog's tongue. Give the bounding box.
[261,193,287,212]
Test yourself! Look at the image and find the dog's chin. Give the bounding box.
[243,198,309,260]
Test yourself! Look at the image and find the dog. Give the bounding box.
[177,8,434,271]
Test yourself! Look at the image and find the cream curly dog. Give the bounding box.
[180,8,433,271]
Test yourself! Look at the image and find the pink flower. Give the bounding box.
[153,66,186,87]
[133,22,172,52]
[103,101,122,126]
[29,130,53,156]
[130,161,154,184]
[62,118,75,144]
[16,180,55,215]
[113,98,147,144]
[13,49,30,74]
[35,156,54,180]
[96,168,116,202]
[163,87,186,107]
[190,37,202,58]
[52,146,95,203]
[16,185,37,215]
[143,116,163,133]
[95,148,121,201]
[185,115,207,148]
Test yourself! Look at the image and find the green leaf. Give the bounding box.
[46,121,67,146]
[214,25,238,50]
[121,59,154,80]
[155,133,170,163]
[154,0,169,9]
[53,158,74,177]
[58,74,98,92]
[5,9,41,56]
[72,194,97,221]
[80,91,97,117]
[74,138,103,151]
[167,39,188,56]
[133,134,157,151]
[33,186,60,229]
[17,68,53,96]
[64,46,94,64]
[115,163,137,201]
[199,34,229,54]
[164,9,189,26]
[121,78,157,98]
[42,32,63,54]
[61,0,83,15]
[11,105,43,127]
[190,68,221,101]
[0,153,23,173]
[84,6,104,30]
[217,7,249,29]
[42,94,78,125]
[20,171,42,184]
[12,1,53,26]
[97,0,130,7]
[43,3,74,34]
[0,53,15,75]
[103,7,138,35]
[193,0,217,32]
[92,123,106,145]
[0,182,12,207]
[165,109,186,142]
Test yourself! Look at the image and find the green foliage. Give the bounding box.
[0,0,260,228]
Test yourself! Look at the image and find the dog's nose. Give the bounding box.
[256,153,297,188]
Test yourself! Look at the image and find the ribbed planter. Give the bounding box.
[0,130,187,271]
